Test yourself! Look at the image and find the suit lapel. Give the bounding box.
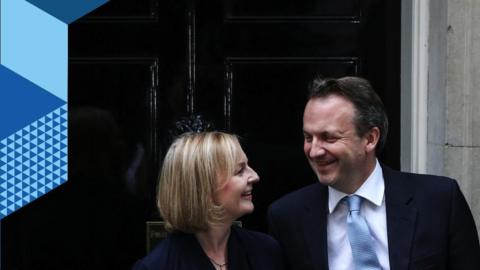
[302,184,329,270]
[383,165,417,270]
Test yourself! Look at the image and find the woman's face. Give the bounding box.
[213,149,260,221]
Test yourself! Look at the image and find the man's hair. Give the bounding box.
[157,131,241,233]
[308,76,389,154]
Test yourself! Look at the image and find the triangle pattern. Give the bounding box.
[0,105,68,219]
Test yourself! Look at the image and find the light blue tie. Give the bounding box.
[346,195,382,270]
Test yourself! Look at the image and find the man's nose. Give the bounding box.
[308,140,326,158]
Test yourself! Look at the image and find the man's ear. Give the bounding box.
[364,127,380,154]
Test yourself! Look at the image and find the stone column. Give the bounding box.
[445,0,480,233]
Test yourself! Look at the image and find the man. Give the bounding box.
[267,76,480,270]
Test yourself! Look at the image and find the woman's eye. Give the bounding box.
[235,166,245,175]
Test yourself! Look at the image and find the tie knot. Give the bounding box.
[346,195,362,212]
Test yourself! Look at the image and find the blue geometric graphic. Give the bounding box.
[1,0,68,102]
[0,0,108,219]
[0,105,67,217]
[0,66,66,140]
[26,0,109,24]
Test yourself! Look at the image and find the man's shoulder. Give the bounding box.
[382,165,458,194]
[269,183,325,214]
[383,165,452,180]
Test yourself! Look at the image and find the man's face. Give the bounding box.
[303,95,376,193]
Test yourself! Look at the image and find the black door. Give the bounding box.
[2,0,400,268]
[193,0,400,230]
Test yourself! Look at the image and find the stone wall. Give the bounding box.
[443,0,480,233]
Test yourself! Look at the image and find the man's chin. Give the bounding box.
[315,173,336,186]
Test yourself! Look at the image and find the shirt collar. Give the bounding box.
[328,160,384,213]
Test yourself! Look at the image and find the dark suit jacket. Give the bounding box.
[132,225,285,270]
[268,165,480,270]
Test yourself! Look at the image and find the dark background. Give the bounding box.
[2,0,400,269]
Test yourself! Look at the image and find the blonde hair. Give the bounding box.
[157,132,241,233]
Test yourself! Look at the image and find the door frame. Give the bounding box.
[401,0,436,174]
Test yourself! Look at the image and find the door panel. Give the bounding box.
[194,0,400,231]
[225,23,360,57]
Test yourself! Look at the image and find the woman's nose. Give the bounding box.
[247,166,260,183]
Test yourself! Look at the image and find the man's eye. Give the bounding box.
[304,136,312,143]
[325,137,338,143]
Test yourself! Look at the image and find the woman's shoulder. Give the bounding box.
[231,226,285,269]
[131,236,172,270]
[132,232,192,270]
[232,226,281,251]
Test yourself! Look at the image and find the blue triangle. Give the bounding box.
[7,160,15,168]
[54,177,62,186]
[30,181,38,189]
[22,163,30,171]
[14,169,22,176]
[15,181,23,189]
[38,176,46,185]
[7,204,15,212]
[30,190,38,198]
[15,199,23,207]
[30,145,38,155]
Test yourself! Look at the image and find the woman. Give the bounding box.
[133,132,284,270]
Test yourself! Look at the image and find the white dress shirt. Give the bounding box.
[327,160,390,270]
